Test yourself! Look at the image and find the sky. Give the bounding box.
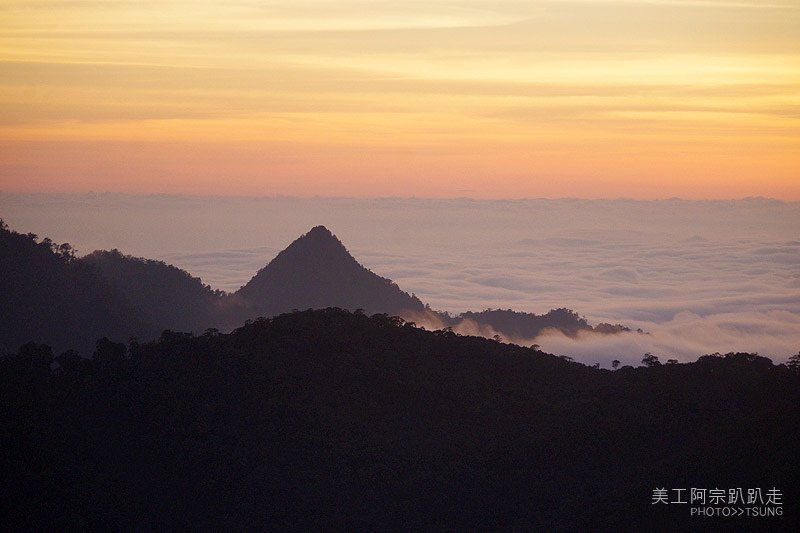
[2,194,798,366]
[1,0,799,198]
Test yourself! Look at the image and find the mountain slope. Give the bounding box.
[0,221,153,354]
[2,308,797,530]
[236,226,426,317]
[82,249,225,333]
[1,220,633,353]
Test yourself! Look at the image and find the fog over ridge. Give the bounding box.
[2,193,797,365]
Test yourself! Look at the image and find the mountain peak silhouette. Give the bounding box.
[307,225,334,238]
[236,226,425,317]
[285,225,352,261]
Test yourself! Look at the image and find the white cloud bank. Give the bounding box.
[2,194,798,364]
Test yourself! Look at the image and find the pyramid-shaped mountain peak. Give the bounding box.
[293,225,347,251]
[270,225,354,269]
[307,225,334,238]
[236,226,425,317]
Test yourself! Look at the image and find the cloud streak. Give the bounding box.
[1,1,798,198]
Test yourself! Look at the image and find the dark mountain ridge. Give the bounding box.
[2,308,797,530]
[0,220,634,354]
[82,249,224,333]
[449,307,634,339]
[0,220,154,353]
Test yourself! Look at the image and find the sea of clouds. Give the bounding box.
[2,194,798,366]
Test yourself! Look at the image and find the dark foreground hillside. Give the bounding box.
[1,309,798,531]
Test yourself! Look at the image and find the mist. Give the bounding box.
[2,193,797,364]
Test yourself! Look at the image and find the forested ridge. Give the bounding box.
[0,220,154,353]
[2,308,798,531]
[0,221,627,354]
[82,249,225,333]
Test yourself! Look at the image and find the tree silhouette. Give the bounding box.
[787,351,800,374]
[641,352,661,367]
[0,308,798,531]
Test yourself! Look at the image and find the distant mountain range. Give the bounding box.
[5,219,796,530]
[0,220,634,354]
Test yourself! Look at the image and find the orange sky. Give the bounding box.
[1,0,798,199]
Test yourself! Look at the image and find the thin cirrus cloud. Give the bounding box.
[1,1,799,198]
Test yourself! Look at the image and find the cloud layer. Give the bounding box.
[2,194,798,364]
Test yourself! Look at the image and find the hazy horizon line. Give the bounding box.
[1,191,796,204]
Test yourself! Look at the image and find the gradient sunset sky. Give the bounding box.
[1,0,798,199]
